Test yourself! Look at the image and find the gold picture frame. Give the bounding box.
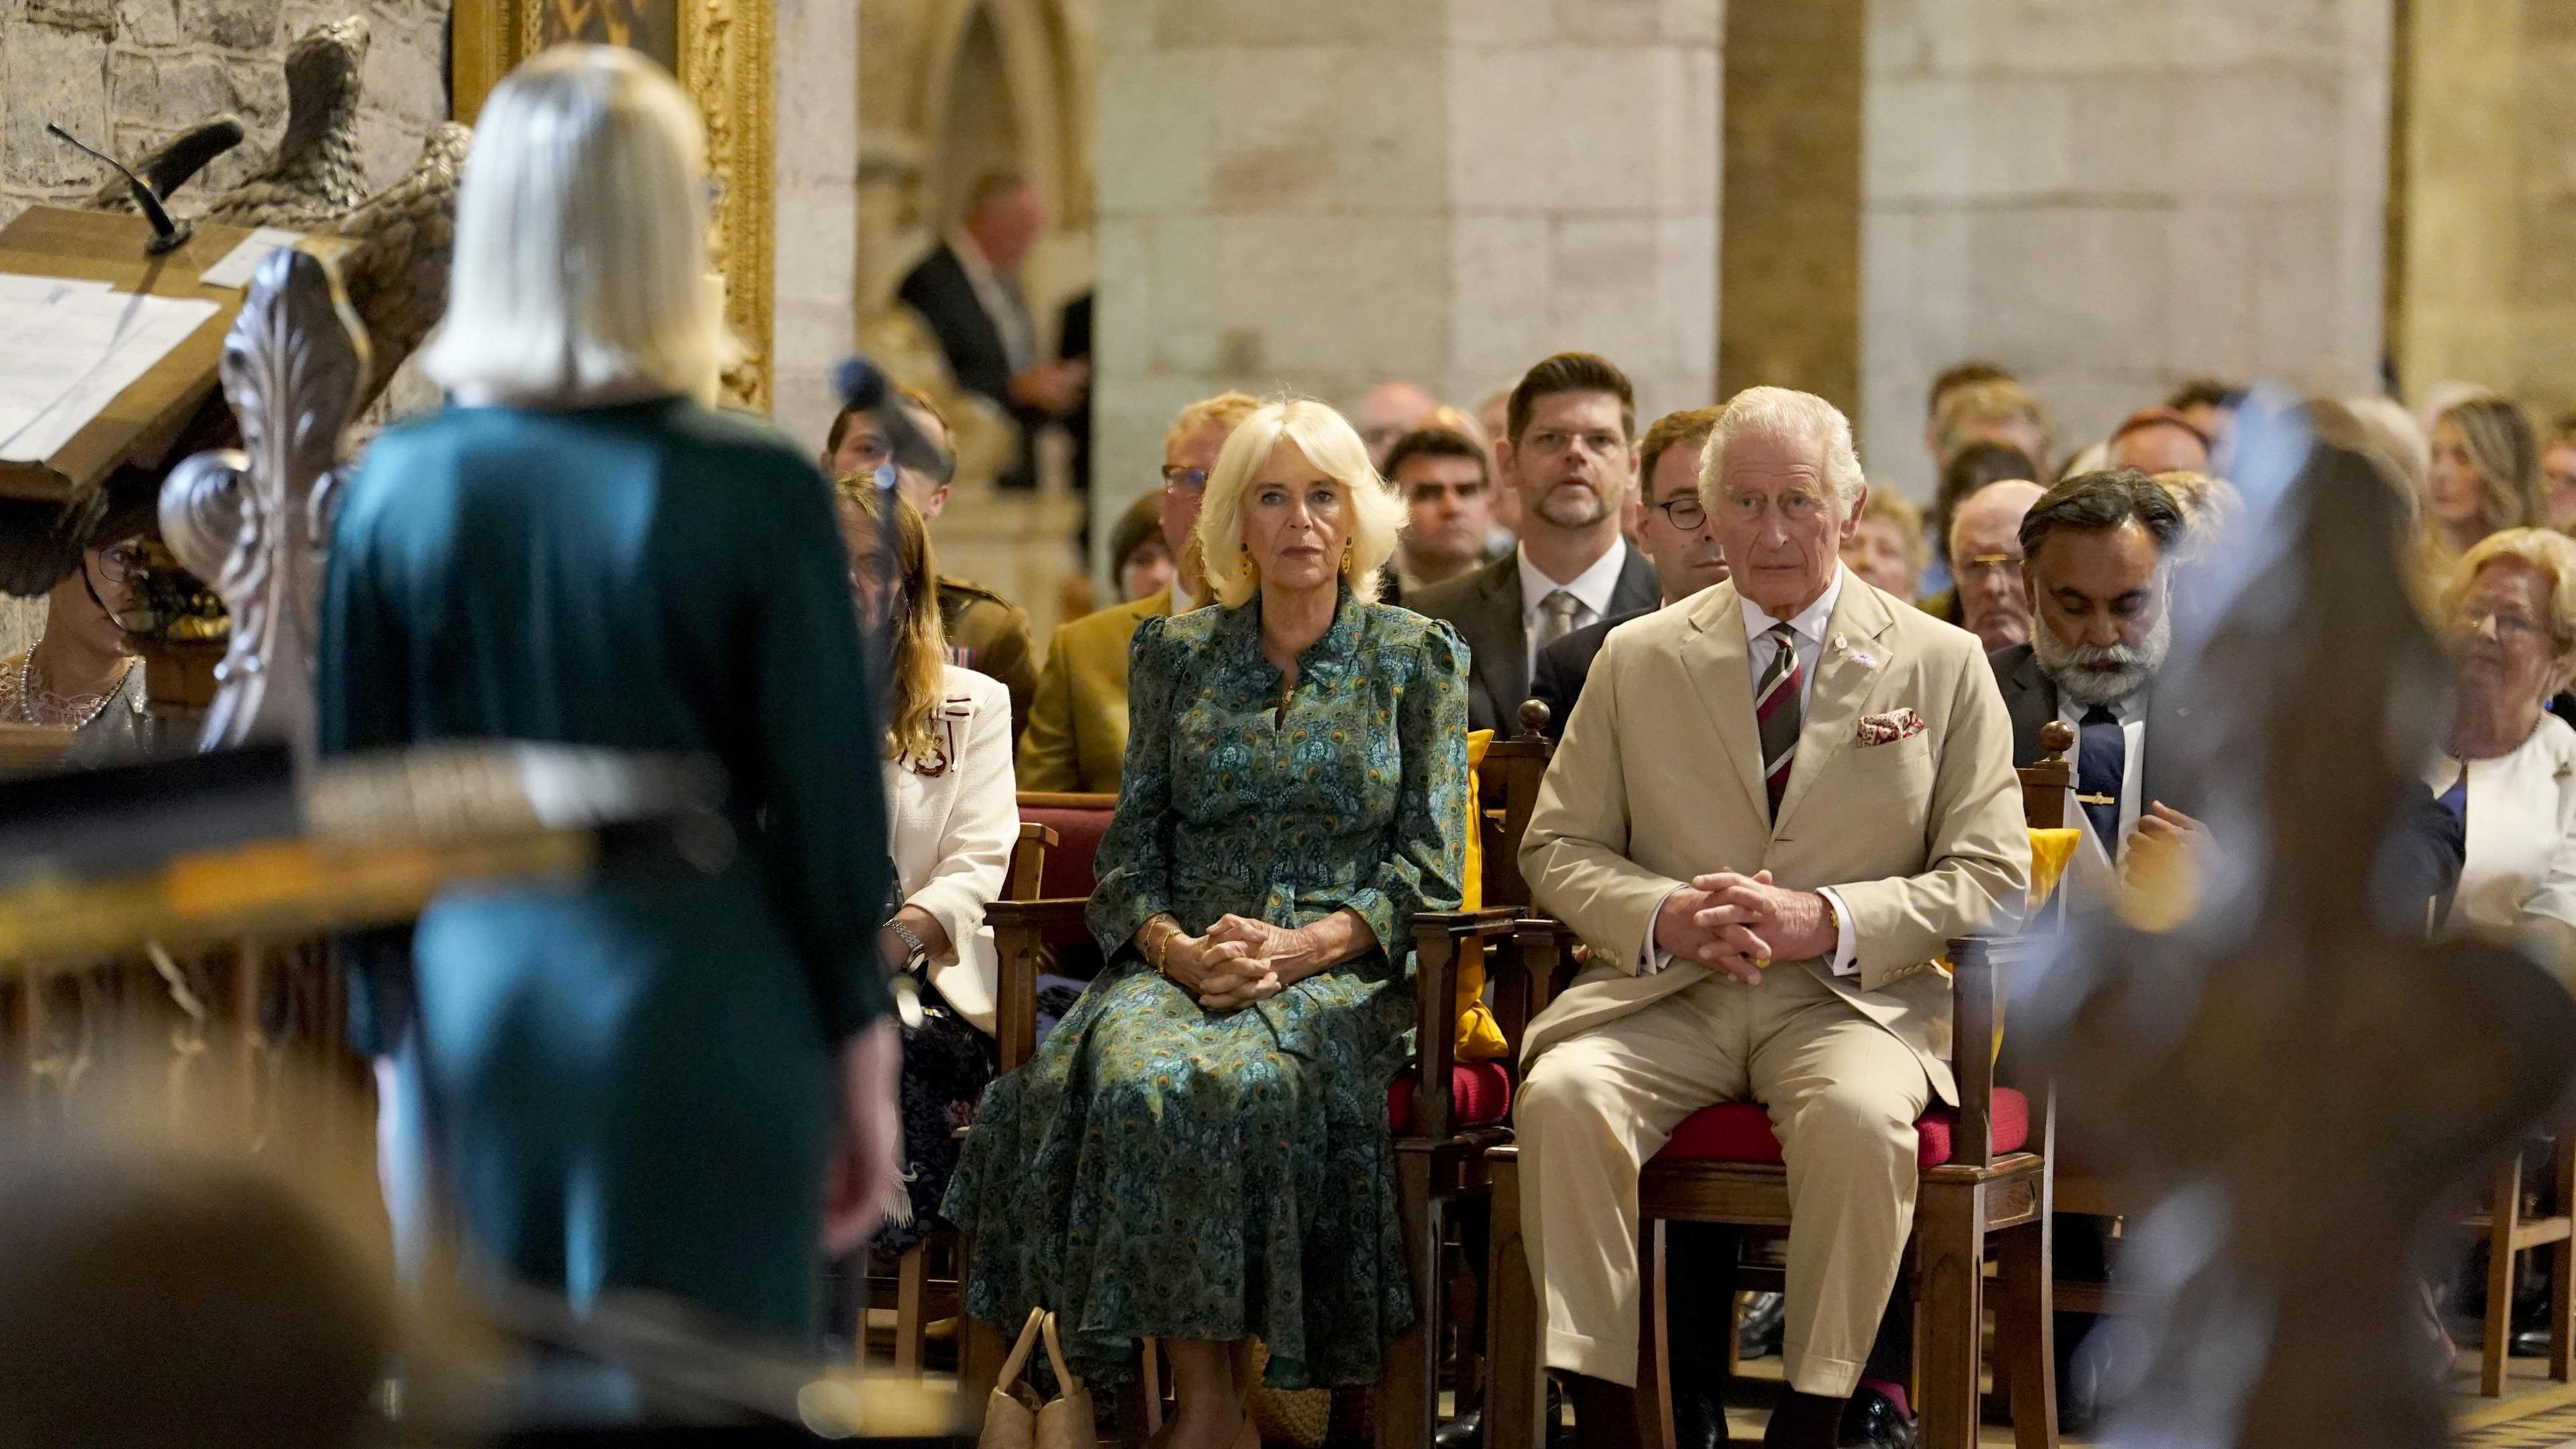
[450,0,774,412]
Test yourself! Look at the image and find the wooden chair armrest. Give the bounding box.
[1412,907,1523,939]
[1941,932,2041,1170]
[990,898,1092,1071]
[1401,909,1521,1142]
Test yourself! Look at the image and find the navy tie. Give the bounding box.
[2078,704,2125,851]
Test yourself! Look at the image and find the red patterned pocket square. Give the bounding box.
[1854,708,1927,746]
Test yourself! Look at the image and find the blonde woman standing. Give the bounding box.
[317,46,899,1339]
[947,400,1469,1449]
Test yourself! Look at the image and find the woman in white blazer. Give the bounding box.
[2428,529,2576,982]
[841,476,1020,1248]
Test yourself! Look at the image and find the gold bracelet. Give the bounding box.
[1146,917,1177,976]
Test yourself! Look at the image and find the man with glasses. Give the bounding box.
[1409,353,1662,734]
[823,387,1038,741]
[1529,406,1729,741]
[1016,391,1260,792]
[1947,478,2045,653]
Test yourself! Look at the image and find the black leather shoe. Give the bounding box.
[1835,1387,1914,1449]
[1736,1292,1786,1360]
[1672,1386,1727,1449]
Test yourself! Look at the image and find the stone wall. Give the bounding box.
[2396,0,2576,424]
[1091,0,1721,559]
[1858,0,2393,500]
[1,0,453,228]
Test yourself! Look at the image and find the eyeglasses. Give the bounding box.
[1162,466,1210,493]
[92,542,144,584]
[2458,603,2549,641]
[1649,496,1708,531]
[1955,552,2025,585]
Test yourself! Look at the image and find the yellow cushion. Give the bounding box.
[1454,731,1509,1061]
[2026,828,2082,914]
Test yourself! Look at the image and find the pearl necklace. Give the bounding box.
[17,653,132,731]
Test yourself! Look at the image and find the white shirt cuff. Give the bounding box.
[1817,885,1859,977]
[1639,885,1681,975]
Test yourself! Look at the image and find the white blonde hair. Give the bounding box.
[421,46,736,406]
[1698,386,1868,518]
[1196,400,1407,609]
[2447,527,2576,688]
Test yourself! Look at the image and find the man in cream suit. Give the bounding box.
[1515,387,2029,1449]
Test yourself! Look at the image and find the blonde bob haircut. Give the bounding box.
[2445,527,2576,689]
[421,45,736,406]
[1195,399,1406,610]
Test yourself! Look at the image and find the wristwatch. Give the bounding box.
[885,917,931,975]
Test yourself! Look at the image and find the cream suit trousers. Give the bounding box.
[1517,960,1931,1399]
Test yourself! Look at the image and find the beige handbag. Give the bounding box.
[979,1308,1094,1449]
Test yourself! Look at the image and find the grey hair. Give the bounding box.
[1697,386,1868,518]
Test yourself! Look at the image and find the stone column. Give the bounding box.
[771,0,862,447]
[1859,0,2394,498]
[1089,0,1722,560]
[2394,0,2576,419]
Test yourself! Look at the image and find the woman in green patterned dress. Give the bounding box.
[946,399,1469,1449]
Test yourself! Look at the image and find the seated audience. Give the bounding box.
[2107,406,2212,476]
[1529,405,1727,739]
[2421,394,2546,578]
[2542,414,2576,533]
[0,540,157,761]
[1919,358,2016,473]
[2427,529,2576,979]
[1108,490,1177,604]
[1843,488,1927,602]
[826,388,1038,737]
[834,480,1018,1250]
[1920,439,2045,614]
[1513,385,2028,1449]
[945,400,1467,1447]
[1383,425,1504,602]
[1411,353,1660,733]
[1017,391,1261,792]
[1949,478,2047,652]
[1354,378,1444,470]
[2163,376,2245,445]
[1931,377,2055,484]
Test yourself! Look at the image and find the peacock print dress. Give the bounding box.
[944,588,1468,1388]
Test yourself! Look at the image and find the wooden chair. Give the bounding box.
[2468,1130,2576,1395]
[1381,708,1562,1449]
[1484,723,2075,1449]
[871,816,1059,1372]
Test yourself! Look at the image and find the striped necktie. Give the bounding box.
[1756,622,1802,820]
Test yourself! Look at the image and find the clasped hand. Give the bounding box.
[1165,914,1309,1012]
[1652,870,1835,985]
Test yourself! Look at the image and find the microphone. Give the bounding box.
[832,356,947,481]
[48,124,192,254]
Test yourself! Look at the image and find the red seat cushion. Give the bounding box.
[1388,1062,1513,1134]
[1653,1087,2029,1170]
[1024,807,1113,898]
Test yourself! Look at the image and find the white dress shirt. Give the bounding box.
[1640,568,1860,977]
[1517,535,1633,680]
[2054,690,2148,898]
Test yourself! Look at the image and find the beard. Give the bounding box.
[2033,608,2172,707]
[1530,476,1609,529]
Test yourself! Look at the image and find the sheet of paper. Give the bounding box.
[197,227,304,290]
[0,283,221,464]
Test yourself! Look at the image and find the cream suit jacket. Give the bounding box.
[1517,572,2030,1106]
[885,664,1020,1035]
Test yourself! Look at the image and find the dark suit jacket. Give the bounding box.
[1408,545,1661,734]
[1986,641,2187,821]
[1529,607,1651,740]
[898,243,1040,488]
[1058,290,1093,494]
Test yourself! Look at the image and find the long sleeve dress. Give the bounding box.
[943,588,1469,1389]
[318,396,894,1342]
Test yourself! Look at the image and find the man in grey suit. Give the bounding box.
[1409,352,1662,733]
